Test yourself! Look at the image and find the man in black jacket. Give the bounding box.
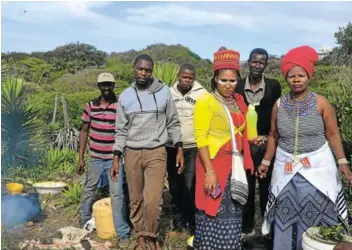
[235,48,282,237]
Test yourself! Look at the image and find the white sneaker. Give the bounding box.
[83,218,95,233]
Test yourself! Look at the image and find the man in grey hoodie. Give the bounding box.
[166,63,207,234]
[111,54,184,250]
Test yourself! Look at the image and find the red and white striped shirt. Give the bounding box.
[81,97,117,160]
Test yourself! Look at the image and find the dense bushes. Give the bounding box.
[1,39,351,169]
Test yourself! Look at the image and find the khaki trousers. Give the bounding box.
[124,146,167,238]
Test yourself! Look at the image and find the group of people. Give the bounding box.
[77,45,352,250]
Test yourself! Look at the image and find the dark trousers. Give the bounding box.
[242,143,274,233]
[166,146,197,228]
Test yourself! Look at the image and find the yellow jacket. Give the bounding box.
[193,92,242,158]
[194,92,254,173]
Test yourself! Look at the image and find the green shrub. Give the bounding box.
[326,65,352,155]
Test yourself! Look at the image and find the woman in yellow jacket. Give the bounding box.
[193,47,258,250]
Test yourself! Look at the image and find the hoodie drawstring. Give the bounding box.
[134,87,159,121]
[152,92,158,121]
[134,87,143,112]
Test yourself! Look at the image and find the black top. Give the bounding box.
[235,76,282,136]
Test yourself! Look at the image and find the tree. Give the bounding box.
[51,42,108,73]
[335,22,352,54]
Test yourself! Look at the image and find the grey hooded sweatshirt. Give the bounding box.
[113,78,183,156]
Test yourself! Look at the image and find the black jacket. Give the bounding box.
[235,76,282,136]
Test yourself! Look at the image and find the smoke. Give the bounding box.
[1,193,41,229]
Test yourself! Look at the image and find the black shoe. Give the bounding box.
[242,235,273,250]
[79,219,88,228]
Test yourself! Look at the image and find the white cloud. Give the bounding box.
[1,1,111,24]
[126,2,352,35]
[124,2,350,36]
[125,4,254,28]
[126,2,351,53]
[1,1,203,52]
[1,1,351,57]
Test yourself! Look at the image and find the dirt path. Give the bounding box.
[2,198,79,250]
[2,188,263,250]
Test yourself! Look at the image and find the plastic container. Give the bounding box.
[302,231,335,250]
[33,181,67,194]
[92,197,116,239]
[246,104,258,140]
[6,183,24,195]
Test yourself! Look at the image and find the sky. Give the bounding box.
[1,1,352,61]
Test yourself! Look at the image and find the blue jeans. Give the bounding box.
[80,157,130,239]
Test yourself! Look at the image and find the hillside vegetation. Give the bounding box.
[1,23,352,169]
[1,21,352,250]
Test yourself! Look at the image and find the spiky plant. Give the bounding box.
[56,183,84,218]
[153,62,180,86]
[1,77,46,167]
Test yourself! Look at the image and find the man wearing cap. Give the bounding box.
[78,73,131,248]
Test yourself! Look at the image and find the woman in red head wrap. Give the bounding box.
[257,46,352,250]
[192,47,260,250]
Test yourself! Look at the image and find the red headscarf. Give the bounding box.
[281,45,319,79]
[213,46,240,72]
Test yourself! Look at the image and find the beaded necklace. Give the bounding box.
[280,90,317,163]
[281,90,317,118]
[213,90,239,112]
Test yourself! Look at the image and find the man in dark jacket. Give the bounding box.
[235,48,282,237]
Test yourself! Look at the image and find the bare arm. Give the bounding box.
[198,146,214,173]
[318,95,346,160]
[263,102,279,162]
[318,95,352,184]
[79,122,90,162]
[77,103,91,175]
[257,101,279,178]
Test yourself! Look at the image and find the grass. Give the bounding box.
[163,231,190,250]
[1,228,11,250]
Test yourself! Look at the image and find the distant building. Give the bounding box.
[317,45,333,60]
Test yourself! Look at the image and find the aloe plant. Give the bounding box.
[1,77,46,167]
[39,148,76,168]
[56,183,83,218]
[153,62,180,86]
